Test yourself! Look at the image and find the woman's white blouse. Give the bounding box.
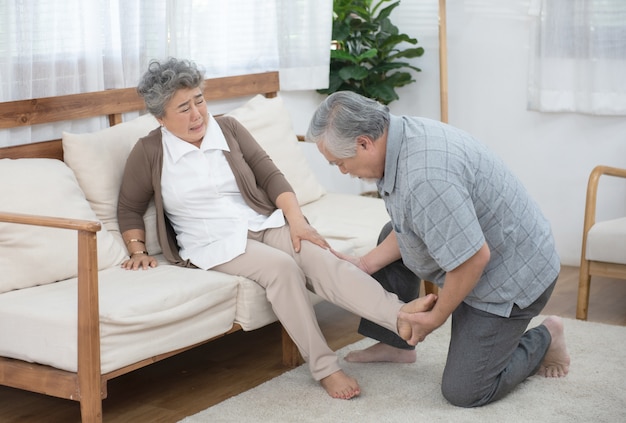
[160,115,285,270]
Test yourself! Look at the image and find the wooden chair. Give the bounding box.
[577,165,626,320]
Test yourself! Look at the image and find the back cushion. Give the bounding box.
[63,113,162,255]
[0,158,127,294]
[226,95,326,205]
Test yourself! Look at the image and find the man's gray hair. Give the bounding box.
[137,57,205,118]
[306,91,389,159]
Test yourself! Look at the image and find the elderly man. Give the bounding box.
[306,91,570,408]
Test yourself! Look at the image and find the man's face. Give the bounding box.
[317,137,384,181]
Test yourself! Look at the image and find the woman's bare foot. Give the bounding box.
[397,293,438,341]
[536,316,570,378]
[320,370,361,399]
[345,342,416,363]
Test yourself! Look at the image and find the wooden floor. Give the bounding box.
[0,265,624,423]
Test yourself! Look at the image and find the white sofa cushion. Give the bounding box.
[62,113,162,255]
[301,192,390,256]
[0,158,127,294]
[586,217,626,265]
[226,94,326,206]
[0,258,240,373]
[234,278,280,331]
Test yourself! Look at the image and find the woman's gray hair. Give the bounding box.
[306,91,390,159]
[137,58,205,118]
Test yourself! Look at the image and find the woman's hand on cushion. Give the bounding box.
[121,254,158,270]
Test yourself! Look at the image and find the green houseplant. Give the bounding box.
[318,0,424,104]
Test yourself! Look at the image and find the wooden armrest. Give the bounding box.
[589,165,626,185]
[582,165,626,236]
[0,211,101,232]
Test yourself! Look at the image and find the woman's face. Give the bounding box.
[158,87,208,145]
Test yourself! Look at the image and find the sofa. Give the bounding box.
[0,72,391,422]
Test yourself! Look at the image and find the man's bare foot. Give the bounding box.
[320,370,361,399]
[345,342,416,363]
[536,316,570,378]
[397,293,438,341]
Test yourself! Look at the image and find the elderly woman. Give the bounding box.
[117,57,435,400]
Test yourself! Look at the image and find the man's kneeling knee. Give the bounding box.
[441,380,489,408]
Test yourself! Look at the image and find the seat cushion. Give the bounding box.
[301,192,390,256]
[586,217,626,265]
[0,258,240,374]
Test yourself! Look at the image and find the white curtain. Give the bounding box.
[528,0,626,115]
[276,0,332,90]
[0,0,331,147]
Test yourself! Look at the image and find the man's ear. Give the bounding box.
[356,135,372,150]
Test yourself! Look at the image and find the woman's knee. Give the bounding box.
[252,254,304,289]
[268,256,302,279]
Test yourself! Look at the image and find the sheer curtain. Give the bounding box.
[276,0,332,90]
[528,0,626,115]
[0,0,331,147]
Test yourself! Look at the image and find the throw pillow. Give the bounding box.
[0,158,127,294]
[62,113,161,255]
[226,94,326,205]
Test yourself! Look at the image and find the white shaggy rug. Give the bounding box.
[180,316,626,423]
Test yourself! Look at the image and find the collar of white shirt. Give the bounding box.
[161,113,230,163]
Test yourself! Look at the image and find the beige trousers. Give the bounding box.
[212,225,404,381]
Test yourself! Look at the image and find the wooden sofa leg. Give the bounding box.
[576,261,591,320]
[79,394,103,423]
[281,326,303,367]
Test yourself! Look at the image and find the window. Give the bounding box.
[528,0,626,115]
[0,0,332,146]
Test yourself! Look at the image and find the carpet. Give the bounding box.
[180,316,626,423]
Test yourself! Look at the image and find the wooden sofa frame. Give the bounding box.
[0,71,301,422]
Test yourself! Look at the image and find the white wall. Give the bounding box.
[281,1,626,266]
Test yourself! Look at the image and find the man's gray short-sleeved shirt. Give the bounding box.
[378,115,560,317]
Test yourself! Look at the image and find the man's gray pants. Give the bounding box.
[358,221,556,407]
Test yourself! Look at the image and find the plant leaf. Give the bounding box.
[356,49,378,61]
[366,83,398,104]
[339,65,370,81]
[375,1,400,22]
[388,47,425,60]
[330,49,359,63]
